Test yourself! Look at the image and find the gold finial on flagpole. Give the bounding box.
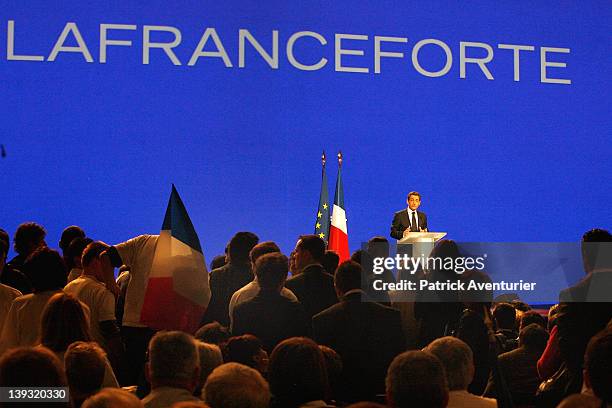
[322,150,326,167]
[337,151,343,167]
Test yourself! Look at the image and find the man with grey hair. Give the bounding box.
[194,341,223,397]
[142,331,201,408]
[204,362,270,408]
[425,337,497,408]
[82,388,144,408]
[386,350,448,408]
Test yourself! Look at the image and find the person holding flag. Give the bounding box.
[328,151,350,262]
[100,184,210,385]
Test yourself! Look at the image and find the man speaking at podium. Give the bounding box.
[390,191,428,239]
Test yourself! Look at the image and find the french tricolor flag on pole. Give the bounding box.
[328,152,350,262]
[140,185,211,333]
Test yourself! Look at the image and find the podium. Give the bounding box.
[397,232,447,266]
[398,232,447,245]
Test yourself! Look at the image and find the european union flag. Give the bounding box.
[315,152,331,244]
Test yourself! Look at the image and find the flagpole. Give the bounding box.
[337,150,343,167]
[322,150,326,168]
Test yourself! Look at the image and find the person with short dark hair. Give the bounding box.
[59,225,86,267]
[350,246,392,305]
[0,248,66,354]
[65,241,123,374]
[560,228,612,303]
[6,222,47,273]
[492,303,518,352]
[583,328,612,405]
[229,241,297,323]
[385,350,448,408]
[286,235,337,320]
[453,299,494,396]
[390,191,428,239]
[203,362,270,408]
[209,255,226,271]
[65,341,108,408]
[0,230,31,294]
[519,310,546,331]
[202,232,259,327]
[194,322,230,346]
[414,240,465,348]
[484,323,549,406]
[232,253,309,352]
[66,237,94,282]
[143,331,201,408]
[224,335,268,374]
[268,337,333,408]
[321,250,340,276]
[313,261,405,402]
[367,236,395,285]
[544,229,612,405]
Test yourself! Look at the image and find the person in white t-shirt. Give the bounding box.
[101,234,159,386]
[228,241,297,327]
[64,241,123,373]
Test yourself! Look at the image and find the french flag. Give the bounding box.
[328,154,350,261]
[140,185,211,333]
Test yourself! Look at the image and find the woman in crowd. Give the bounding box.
[38,292,119,388]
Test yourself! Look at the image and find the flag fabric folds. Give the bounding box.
[140,185,211,333]
[328,160,350,262]
[315,155,331,245]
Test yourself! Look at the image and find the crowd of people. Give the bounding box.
[0,222,610,408]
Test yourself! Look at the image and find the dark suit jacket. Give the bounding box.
[201,262,253,326]
[390,209,428,239]
[313,292,406,402]
[285,264,338,320]
[559,269,612,303]
[484,346,543,406]
[232,290,310,352]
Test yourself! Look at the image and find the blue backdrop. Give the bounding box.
[1,1,610,262]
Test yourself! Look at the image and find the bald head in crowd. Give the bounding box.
[386,350,448,408]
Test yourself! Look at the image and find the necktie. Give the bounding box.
[411,211,418,232]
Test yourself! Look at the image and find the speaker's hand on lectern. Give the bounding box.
[420,228,428,232]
